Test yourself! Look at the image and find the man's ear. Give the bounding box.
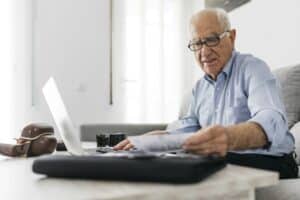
[229,29,236,43]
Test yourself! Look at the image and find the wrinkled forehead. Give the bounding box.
[190,12,223,38]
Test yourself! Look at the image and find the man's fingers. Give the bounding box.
[124,143,134,150]
[184,126,227,146]
[187,143,228,156]
[184,134,227,150]
[215,144,228,156]
[183,134,228,156]
[184,131,213,146]
[183,139,216,151]
[113,139,129,150]
[113,139,135,150]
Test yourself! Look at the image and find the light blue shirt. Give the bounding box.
[169,50,294,156]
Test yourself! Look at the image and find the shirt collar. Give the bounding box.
[204,50,237,84]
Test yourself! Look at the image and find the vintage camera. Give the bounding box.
[96,132,126,147]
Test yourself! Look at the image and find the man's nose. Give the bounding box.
[200,45,212,58]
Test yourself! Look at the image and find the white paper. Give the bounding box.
[128,133,193,152]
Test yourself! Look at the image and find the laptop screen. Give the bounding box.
[42,77,84,155]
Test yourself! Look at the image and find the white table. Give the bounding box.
[0,152,278,200]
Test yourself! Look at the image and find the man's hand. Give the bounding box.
[113,130,168,150]
[113,138,133,150]
[183,125,229,156]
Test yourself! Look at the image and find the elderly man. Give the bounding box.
[115,8,298,178]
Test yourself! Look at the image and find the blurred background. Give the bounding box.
[1,0,300,141]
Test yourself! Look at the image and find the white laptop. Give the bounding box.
[42,77,86,156]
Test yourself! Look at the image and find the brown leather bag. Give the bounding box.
[0,123,57,157]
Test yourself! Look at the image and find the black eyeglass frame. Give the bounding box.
[188,31,230,51]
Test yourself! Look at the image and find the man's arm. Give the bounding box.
[226,122,267,150]
[183,122,267,156]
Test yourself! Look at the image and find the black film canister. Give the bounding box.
[96,134,109,147]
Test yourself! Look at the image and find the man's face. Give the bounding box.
[190,12,235,80]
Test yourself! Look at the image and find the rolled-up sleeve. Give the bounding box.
[249,109,288,147]
[245,60,289,148]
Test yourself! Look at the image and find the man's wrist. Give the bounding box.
[224,126,235,151]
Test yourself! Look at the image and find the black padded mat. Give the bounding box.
[32,154,226,183]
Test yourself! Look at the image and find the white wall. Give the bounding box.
[0,0,14,141]
[230,0,300,69]
[11,0,34,137]
[33,0,115,126]
[12,0,120,137]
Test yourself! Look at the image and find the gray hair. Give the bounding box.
[191,8,231,31]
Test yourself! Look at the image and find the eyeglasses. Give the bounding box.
[188,31,230,51]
